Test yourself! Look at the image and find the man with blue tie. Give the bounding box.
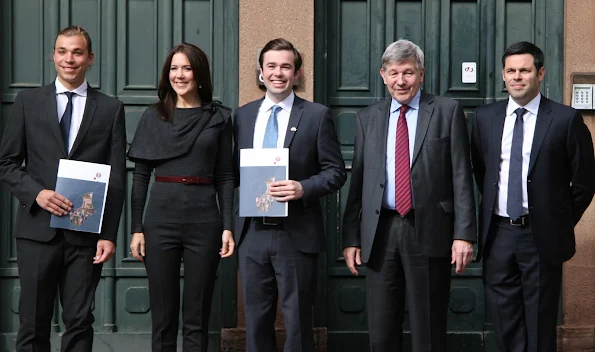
[233,38,346,351]
[0,26,126,351]
[342,39,477,352]
[471,41,595,352]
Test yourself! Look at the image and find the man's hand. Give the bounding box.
[269,180,304,201]
[36,189,72,216]
[343,247,362,276]
[451,240,474,273]
[94,240,116,264]
[130,233,145,262]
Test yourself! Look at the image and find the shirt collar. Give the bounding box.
[506,93,541,117]
[55,78,88,97]
[390,89,421,114]
[262,91,295,113]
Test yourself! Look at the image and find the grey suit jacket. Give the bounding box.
[342,92,476,262]
[0,83,127,246]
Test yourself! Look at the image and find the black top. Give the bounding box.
[128,105,233,233]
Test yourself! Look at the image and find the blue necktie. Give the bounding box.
[60,91,75,152]
[507,107,526,220]
[263,105,281,148]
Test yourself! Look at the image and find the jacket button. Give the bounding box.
[375,210,379,214]
[493,182,497,187]
[528,179,531,183]
[380,183,384,188]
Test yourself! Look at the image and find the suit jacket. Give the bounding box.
[471,95,595,264]
[233,95,347,253]
[342,92,477,263]
[0,83,127,246]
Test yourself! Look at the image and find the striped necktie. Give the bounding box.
[394,105,412,216]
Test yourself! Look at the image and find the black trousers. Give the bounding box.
[238,219,318,352]
[484,219,562,352]
[366,209,452,352]
[16,232,103,352]
[143,221,222,352]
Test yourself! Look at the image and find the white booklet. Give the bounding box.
[50,159,111,234]
[239,148,289,217]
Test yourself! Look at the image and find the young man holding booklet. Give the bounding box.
[0,26,126,351]
[232,38,346,351]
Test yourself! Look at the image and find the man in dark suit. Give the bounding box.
[471,41,595,352]
[0,26,126,352]
[342,39,477,352]
[233,38,346,351]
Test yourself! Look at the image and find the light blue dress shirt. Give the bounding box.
[382,89,421,209]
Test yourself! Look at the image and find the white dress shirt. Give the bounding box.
[55,79,88,153]
[383,89,421,209]
[253,92,294,148]
[495,94,541,217]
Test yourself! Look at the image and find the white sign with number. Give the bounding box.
[462,62,477,83]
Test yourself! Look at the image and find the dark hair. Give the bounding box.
[502,41,544,71]
[156,43,213,121]
[259,38,302,72]
[55,25,93,53]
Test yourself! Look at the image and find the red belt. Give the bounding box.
[154,176,213,185]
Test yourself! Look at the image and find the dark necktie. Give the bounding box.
[394,105,411,216]
[59,91,75,152]
[263,105,281,148]
[507,107,527,220]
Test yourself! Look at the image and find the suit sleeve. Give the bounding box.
[567,110,595,225]
[450,102,477,242]
[470,108,485,194]
[0,92,45,212]
[342,111,365,248]
[99,101,127,244]
[299,107,347,202]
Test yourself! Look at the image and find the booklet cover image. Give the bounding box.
[50,177,107,234]
[240,165,288,217]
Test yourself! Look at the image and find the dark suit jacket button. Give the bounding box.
[528,179,532,183]
[380,183,384,188]
[493,182,497,187]
[375,210,379,214]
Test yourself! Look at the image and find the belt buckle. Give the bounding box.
[509,216,526,227]
[182,177,192,185]
[262,217,278,226]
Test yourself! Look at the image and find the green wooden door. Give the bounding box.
[314,0,564,351]
[0,0,238,351]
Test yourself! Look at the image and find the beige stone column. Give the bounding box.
[559,1,595,351]
[238,0,314,105]
[221,0,324,350]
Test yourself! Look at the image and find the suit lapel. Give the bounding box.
[44,84,67,156]
[242,98,263,149]
[69,84,97,157]
[528,96,553,175]
[376,98,392,162]
[490,101,507,169]
[283,96,304,148]
[411,92,434,166]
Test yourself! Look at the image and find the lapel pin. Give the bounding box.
[290,127,297,132]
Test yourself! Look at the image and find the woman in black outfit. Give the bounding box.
[127,43,235,352]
